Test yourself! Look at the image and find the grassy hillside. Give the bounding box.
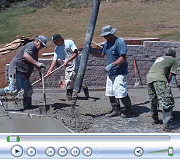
[0,0,180,47]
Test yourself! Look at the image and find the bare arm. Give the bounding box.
[63,49,78,66]
[168,73,176,83]
[23,52,39,68]
[113,54,127,66]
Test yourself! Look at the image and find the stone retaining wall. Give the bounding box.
[5,40,180,88]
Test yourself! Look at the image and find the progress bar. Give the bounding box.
[19,135,170,142]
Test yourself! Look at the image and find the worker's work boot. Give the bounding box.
[163,119,178,132]
[6,89,18,96]
[83,87,90,100]
[66,89,73,101]
[106,104,121,117]
[162,108,177,132]
[0,88,6,96]
[151,102,162,124]
[120,94,132,118]
[23,97,32,110]
[152,112,162,125]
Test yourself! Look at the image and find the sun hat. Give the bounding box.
[37,35,47,47]
[52,34,62,42]
[100,25,117,37]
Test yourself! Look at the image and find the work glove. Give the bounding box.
[105,63,114,72]
[37,63,46,72]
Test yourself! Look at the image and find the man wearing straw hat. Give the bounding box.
[97,25,132,117]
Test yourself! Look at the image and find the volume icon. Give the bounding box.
[134,147,144,157]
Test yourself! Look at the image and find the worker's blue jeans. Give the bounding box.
[4,76,16,93]
[4,72,33,97]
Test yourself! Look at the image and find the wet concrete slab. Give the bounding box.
[0,86,180,133]
[0,100,8,117]
[0,116,73,133]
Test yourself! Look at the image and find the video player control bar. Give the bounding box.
[0,134,180,158]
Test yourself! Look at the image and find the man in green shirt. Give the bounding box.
[147,48,178,132]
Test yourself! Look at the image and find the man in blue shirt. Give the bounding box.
[99,25,132,117]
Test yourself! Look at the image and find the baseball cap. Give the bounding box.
[166,47,176,58]
[37,35,47,47]
[52,34,62,42]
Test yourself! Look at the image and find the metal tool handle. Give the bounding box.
[41,71,46,105]
[39,71,47,115]
[17,65,64,96]
[92,40,103,48]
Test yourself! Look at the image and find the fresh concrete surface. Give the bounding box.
[0,86,180,133]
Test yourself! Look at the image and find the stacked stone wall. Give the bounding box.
[5,41,180,88]
[31,41,180,88]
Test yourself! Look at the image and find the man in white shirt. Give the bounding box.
[46,34,89,100]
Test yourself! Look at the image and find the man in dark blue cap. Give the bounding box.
[46,34,90,101]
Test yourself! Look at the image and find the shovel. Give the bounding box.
[133,59,140,87]
[39,70,47,115]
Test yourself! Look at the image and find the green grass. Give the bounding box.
[0,6,36,43]
[159,30,180,41]
[0,0,180,46]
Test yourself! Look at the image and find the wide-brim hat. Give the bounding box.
[100,25,116,37]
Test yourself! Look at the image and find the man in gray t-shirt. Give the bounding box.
[0,35,47,110]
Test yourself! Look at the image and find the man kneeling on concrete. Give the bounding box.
[0,35,47,110]
[147,48,178,132]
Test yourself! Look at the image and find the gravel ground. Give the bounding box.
[6,87,180,133]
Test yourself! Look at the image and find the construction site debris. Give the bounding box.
[0,36,33,55]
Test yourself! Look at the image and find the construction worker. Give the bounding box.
[147,48,178,132]
[46,34,89,101]
[93,25,132,117]
[0,35,47,110]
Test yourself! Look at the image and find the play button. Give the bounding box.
[134,147,144,157]
[11,145,23,157]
